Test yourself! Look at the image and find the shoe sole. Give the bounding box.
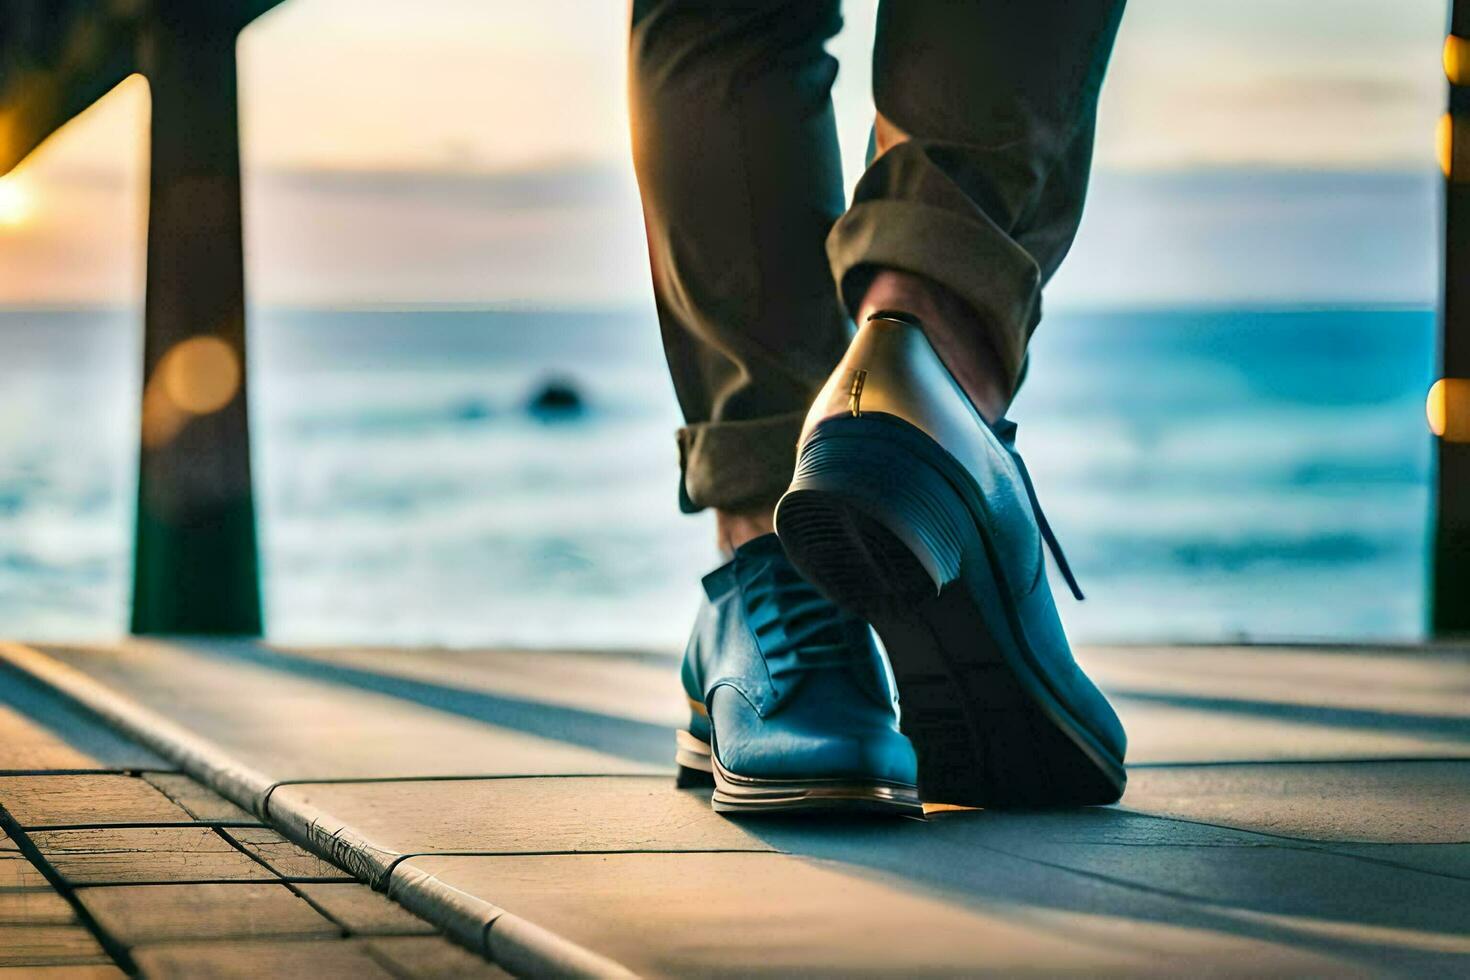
[676,730,922,817]
[775,413,1126,808]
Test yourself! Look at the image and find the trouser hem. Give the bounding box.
[676,411,808,514]
[827,198,1039,395]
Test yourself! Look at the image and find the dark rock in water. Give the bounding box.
[451,398,493,422]
[528,378,586,420]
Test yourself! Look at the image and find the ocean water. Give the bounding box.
[0,306,1435,649]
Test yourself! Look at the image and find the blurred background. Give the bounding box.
[0,0,1448,648]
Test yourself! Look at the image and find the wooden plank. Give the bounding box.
[142,773,257,824]
[1081,645,1470,719]
[0,851,52,890]
[78,883,339,945]
[1113,699,1470,764]
[1120,761,1470,843]
[222,829,353,881]
[0,845,74,928]
[281,647,685,727]
[363,936,512,978]
[0,775,193,827]
[270,777,770,860]
[1079,645,1470,764]
[0,669,166,772]
[0,888,75,926]
[295,883,436,936]
[0,703,109,772]
[1330,842,1470,880]
[34,643,654,780]
[132,939,396,980]
[395,852,1350,977]
[0,968,126,979]
[29,827,275,884]
[804,807,1470,951]
[0,924,110,966]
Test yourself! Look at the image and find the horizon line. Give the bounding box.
[0,300,1438,319]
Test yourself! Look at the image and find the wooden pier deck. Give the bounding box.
[0,639,1466,976]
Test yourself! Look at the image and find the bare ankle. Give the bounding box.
[715,507,775,556]
[857,269,1009,422]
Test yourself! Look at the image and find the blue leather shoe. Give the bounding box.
[676,534,921,816]
[774,313,1127,807]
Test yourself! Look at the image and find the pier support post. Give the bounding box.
[1435,4,1470,633]
[131,3,261,635]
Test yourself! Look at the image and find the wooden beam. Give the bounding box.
[130,3,260,635]
[0,1,136,175]
[1435,0,1470,634]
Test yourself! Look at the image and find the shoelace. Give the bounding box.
[740,559,866,680]
[991,418,1085,601]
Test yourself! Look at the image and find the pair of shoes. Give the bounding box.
[677,314,1126,813]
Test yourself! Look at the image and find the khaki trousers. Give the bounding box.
[629,0,1126,512]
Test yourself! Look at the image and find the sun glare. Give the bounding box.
[0,176,33,228]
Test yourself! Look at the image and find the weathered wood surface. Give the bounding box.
[0,762,502,973]
[31,641,1470,773]
[0,840,73,933]
[271,776,773,859]
[0,775,193,828]
[0,886,74,927]
[32,642,651,780]
[142,773,257,824]
[0,923,111,967]
[130,937,514,980]
[294,883,438,937]
[403,850,1362,977]
[131,939,397,980]
[0,852,54,893]
[0,967,126,979]
[1,850,57,892]
[221,829,353,881]
[359,936,514,977]
[77,883,339,945]
[0,704,112,774]
[1120,761,1470,843]
[0,890,74,928]
[281,646,685,726]
[28,827,275,885]
[4,639,1467,976]
[0,669,165,772]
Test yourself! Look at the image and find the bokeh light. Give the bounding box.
[0,176,33,227]
[141,336,243,448]
[1427,378,1470,442]
[159,336,241,415]
[1446,34,1470,86]
[1437,113,1455,179]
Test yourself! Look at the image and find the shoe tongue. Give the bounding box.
[700,533,784,600]
[733,532,784,561]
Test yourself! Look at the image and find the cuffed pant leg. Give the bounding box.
[828,0,1127,395]
[629,0,852,513]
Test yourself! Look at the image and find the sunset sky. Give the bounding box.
[0,0,1451,308]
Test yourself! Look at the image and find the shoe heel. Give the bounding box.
[674,729,715,788]
[776,416,974,615]
[675,763,715,789]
